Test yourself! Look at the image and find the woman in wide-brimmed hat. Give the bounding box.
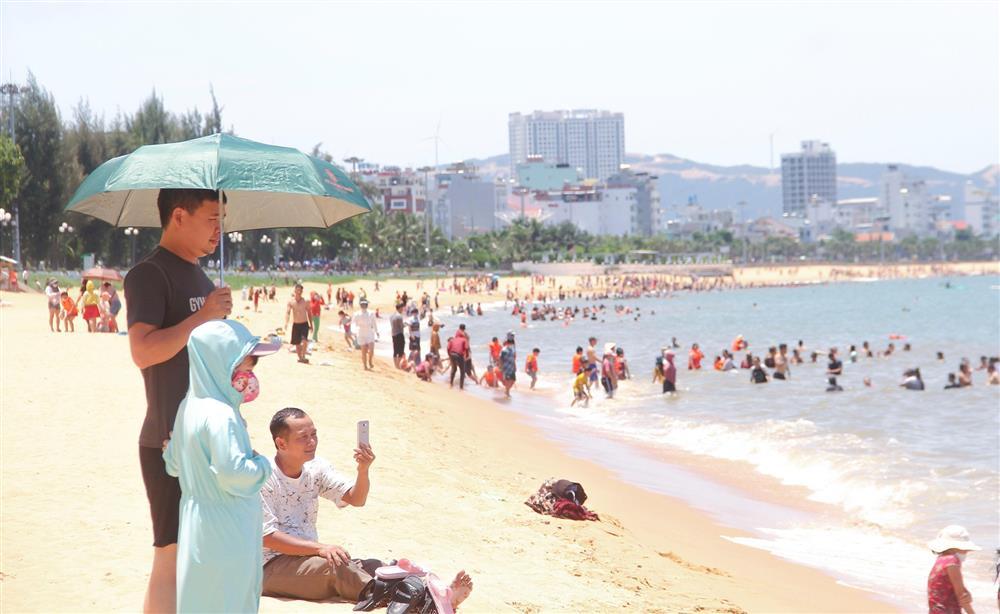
[926,525,980,614]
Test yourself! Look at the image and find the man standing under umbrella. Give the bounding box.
[124,189,234,613]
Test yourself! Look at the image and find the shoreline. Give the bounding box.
[11,259,998,297]
[0,270,962,612]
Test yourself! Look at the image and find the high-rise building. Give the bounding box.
[881,165,931,237]
[508,109,625,181]
[431,163,501,240]
[781,140,837,216]
[361,166,427,215]
[605,168,662,237]
[963,181,999,238]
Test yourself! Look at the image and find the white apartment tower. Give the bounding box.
[508,109,625,181]
[781,140,837,216]
[881,165,931,237]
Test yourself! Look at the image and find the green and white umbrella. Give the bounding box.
[65,133,371,279]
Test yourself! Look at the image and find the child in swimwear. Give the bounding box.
[98,288,113,333]
[571,369,590,407]
[60,291,78,332]
[338,310,355,348]
[525,348,540,390]
[415,354,434,382]
[79,280,100,332]
[688,343,704,370]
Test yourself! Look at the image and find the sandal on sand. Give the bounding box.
[386,576,429,614]
[426,573,454,614]
[397,558,429,576]
[375,557,428,580]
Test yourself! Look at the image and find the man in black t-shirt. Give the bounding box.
[827,349,844,376]
[124,188,233,613]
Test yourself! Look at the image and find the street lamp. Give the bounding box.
[227,232,243,270]
[310,239,323,267]
[259,234,273,269]
[58,222,75,269]
[124,227,139,267]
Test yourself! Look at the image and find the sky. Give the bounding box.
[2,1,998,174]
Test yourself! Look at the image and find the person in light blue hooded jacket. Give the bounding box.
[164,319,280,613]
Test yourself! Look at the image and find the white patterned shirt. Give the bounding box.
[260,456,354,564]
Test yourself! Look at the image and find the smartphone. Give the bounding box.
[357,420,370,447]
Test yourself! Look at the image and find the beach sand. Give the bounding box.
[0,270,940,612]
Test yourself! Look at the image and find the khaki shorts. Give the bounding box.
[263,554,372,602]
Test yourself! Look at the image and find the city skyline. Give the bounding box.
[2,2,998,174]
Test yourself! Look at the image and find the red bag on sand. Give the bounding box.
[552,499,599,521]
[525,477,599,521]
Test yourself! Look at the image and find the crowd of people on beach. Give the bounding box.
[288,268,1000,410]
[35,186,991,613]
[43,277,122,333]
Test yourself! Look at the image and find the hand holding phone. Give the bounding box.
[357,420,370,447]
[355,421,375,470]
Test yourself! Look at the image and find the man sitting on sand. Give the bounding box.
[260,408,473,608]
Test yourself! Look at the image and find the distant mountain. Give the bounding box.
[461,152,998,221]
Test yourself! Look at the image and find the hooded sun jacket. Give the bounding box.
[164,320,272,613]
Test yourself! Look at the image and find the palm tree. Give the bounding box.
[360,205,388,266]
[384,213,413,263]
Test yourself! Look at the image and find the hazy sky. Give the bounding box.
[2,1,998,173]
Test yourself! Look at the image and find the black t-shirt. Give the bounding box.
[751,367,768,383]
[125,247,215,448]
[828,358,843,373]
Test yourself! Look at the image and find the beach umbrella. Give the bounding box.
[64,133,372,281]
[81,266,124,282]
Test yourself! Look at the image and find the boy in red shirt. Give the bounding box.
[571,346,583,374]
[309,292,325,342]
[488,337,502,367]
[688,343,704,370]
[525,348,540,389]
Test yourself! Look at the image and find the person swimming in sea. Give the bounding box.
[750,357,769,384]
[901,368,925,390]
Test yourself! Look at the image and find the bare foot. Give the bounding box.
[450,570,473,610]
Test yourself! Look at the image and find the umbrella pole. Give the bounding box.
[218,189,225,286]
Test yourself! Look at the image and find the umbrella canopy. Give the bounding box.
[81,266,123,282]
[64,133,371,231]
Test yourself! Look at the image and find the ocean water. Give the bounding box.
[433,275,1000,609]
